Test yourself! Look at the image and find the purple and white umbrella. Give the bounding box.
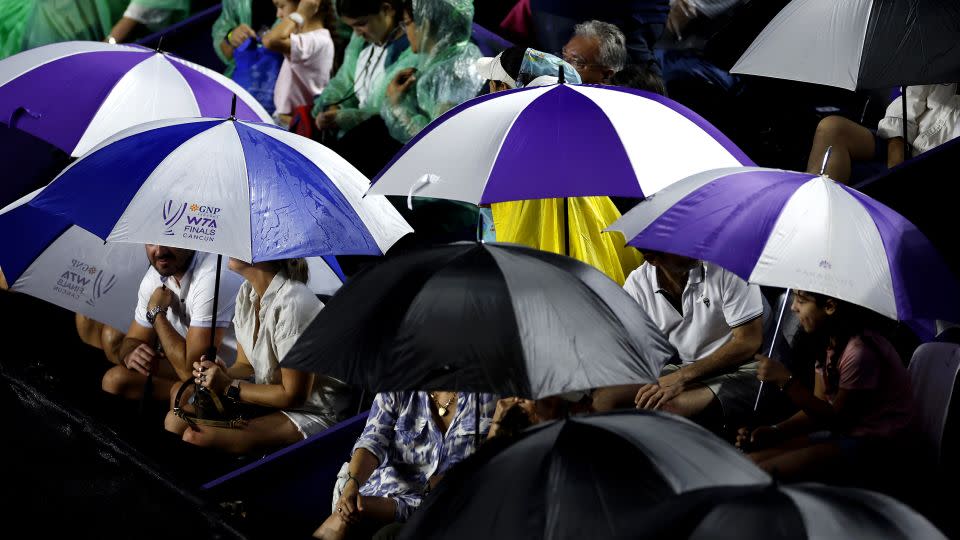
[367,84,752,204]
[0,41,272,157]
[606,167,960,322]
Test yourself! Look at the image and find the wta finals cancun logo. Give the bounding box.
[163,199,221,242]
[53,259,118,307]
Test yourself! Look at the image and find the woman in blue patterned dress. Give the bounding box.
[313,391,496,539]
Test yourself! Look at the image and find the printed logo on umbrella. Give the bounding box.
[53,258,118,306]
[162,199,221,243]
[163,200,188,236]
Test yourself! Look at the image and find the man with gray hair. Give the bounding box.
[561,20,627,84]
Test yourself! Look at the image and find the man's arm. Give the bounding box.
[154,315,226,382]
[674,317,763,383]
[118,322,157,375]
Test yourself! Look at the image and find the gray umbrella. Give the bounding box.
[399,410,770,540]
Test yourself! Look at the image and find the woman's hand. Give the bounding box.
[387,68,417,105]
[315,107,339,131]
[193,355,231,395]
[335,476,364,524]
[227,23,257,48]
[756,354,792,389]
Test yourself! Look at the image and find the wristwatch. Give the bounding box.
[145,305,167,325]
[226,379,241,401]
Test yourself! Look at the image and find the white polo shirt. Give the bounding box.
[134,251,243,364]
[623,261,763,364]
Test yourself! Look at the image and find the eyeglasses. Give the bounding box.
[560,49,602,70]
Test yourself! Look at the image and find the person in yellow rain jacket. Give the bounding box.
[475,46,642,284]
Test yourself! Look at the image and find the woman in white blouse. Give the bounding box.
[164,257,352,453]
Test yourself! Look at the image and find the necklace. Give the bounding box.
[429,392,455,417]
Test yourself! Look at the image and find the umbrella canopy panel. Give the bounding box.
[0,41,272,156]
[0,189,147,330]
[28,117,412,262]
[630,483,946,540]
[608,167,960,322]
[369,84,751,204]
[731,0,960,90]
[283,243,674,399]
[400,411,769,540]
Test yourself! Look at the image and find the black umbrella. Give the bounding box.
[630,483,946,540]
[732,0,960,157]
[398,410,770,540]
[283,242,675,399]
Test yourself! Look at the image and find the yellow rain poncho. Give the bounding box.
[492,197,642,285]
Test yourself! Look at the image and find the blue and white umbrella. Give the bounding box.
[0,41,273,157]
[607,167,960,322]
[368,84,751,204]
[28,116,413,263]
[0,189,147,331]
[0,189,348,330]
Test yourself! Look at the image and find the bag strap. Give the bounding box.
[173,382,245,429]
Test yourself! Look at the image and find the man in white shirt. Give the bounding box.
[101,245,242,401]
[594,249,764,426]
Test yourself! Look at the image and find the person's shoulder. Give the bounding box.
[138,266,161,293]
[625,263,655,289]
[276,280,322,319]
[298,27,333,45]
[234,280,254,309]
[704,261,738,281]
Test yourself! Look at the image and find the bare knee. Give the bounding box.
[814,115,861,143]
[660,387,715,418]
[164,410,187,435]
[101,365,134,396]
[101,326,125,364]
[182,426,213,447]
[592,384,641,412]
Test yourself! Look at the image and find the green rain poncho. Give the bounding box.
[311,31,418,135]
[381,0,483,143]
[210,0,250,77]
[0,0,128,59]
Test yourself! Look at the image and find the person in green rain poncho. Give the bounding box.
[381,0,483,143]
[106,0,190,43]
[0,0,127,59]
[308,0,418,178]
[211,0,284,77]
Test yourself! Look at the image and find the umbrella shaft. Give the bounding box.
[753,288,791,412]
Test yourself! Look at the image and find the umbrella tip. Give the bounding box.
[230,94,237,120]
[558,65,565,84]
[155,35,164,53]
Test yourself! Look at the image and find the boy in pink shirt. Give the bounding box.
[263,0,336,126]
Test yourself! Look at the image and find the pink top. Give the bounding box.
[819,332,915,439]
[273,28,334,115]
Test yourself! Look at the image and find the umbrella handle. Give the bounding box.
[9,106,41,128]
[407,174,439,210]
[753,288,791,413]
